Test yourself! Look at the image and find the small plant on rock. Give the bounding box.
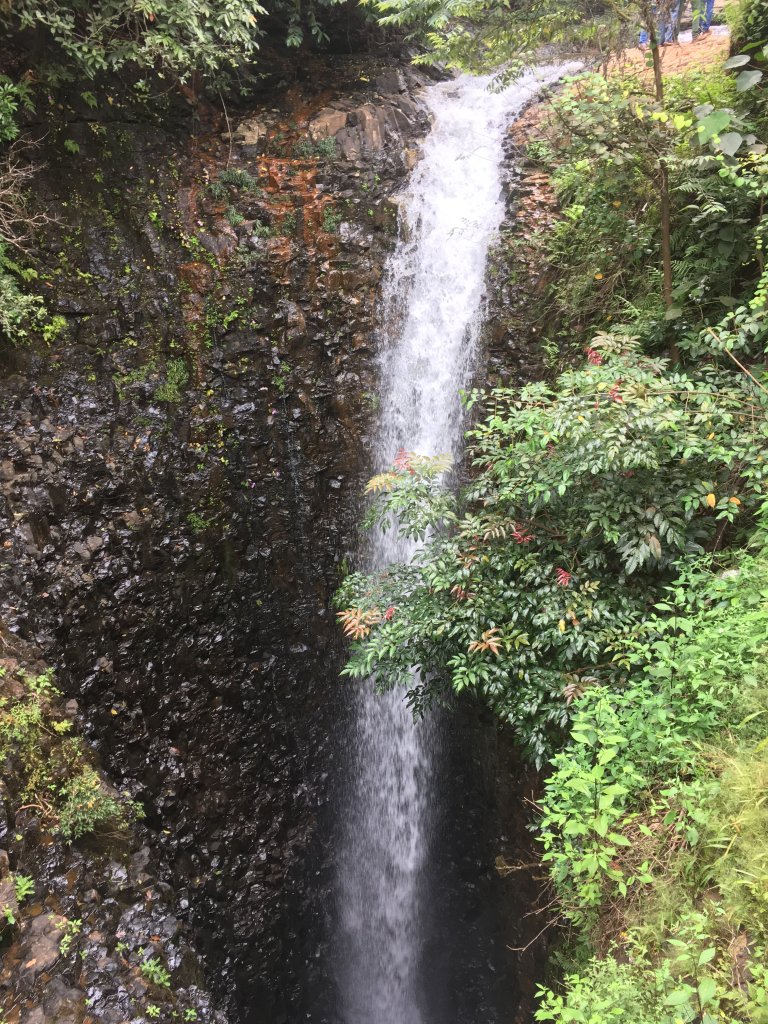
[322,206,342,233]
[140,956,171,988]
[154,358,189,404]
[12,874,34,903]
[225,205,244,227]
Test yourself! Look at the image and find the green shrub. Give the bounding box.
[322,205,342,233]
[707,742,768,937]
[537,548,768,921]
[294,136,336,159]
[535,959,667,1024]
[0,250,49,346]
[218,167,259,191]
[58,767,128,839]
[337,335,768,764]
[12,874,34,902]
[730,0,768,49]
[140,956,171,988]
[208,179,227,200]
[528,70,765,356]
[0,667,138,840]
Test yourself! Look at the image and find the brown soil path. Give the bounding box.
[613,27,730,78]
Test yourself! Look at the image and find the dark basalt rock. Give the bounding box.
[0,626,228,1024]
[0,54,432,1023]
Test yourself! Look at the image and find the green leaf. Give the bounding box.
[724,54,751,68]
[698,977,718,1005]
[717,132,744,157]
[697,109,731,142]
[736,70,763,92]
[664,987,695,1007]
[698,947,717,967]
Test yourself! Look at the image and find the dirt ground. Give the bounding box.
[613,0,731,77]
[614,27,731,78]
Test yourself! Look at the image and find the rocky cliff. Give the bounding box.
[0,53,433,1023]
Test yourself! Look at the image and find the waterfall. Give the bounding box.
[335,67,570,1024]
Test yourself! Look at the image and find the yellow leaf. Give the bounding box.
[365,472,399,494]
[707,432,715,440]
[558,619,566,633]
[706,493,716,508]
[594,272,604,280]
[729,496,741,505]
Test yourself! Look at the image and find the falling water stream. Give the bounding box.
[335,67,570,1024]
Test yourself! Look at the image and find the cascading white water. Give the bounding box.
[336,67,571,1024]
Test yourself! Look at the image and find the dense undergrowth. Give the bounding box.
[337,3,768,1020]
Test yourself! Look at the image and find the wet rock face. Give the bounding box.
[0,628,227,1024]
[483,89,563,388]
[0,55,432,1022]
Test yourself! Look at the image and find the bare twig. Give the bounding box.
[217,87,233,171]
[507,915,562,953]
[0,138,54,253]
[708,330,768,398]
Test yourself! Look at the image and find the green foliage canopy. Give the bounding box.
[0,0,267,80]
[336,335,768,764]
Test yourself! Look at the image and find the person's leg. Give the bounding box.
[704,0,715,31]
[660,0,681,44]
[692,0,704,36]
[670,0,683,39]
[639,4,658,46]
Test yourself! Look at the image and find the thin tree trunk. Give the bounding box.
[649,21,665,103]
[659,159,679,361]
[641,2,678,359]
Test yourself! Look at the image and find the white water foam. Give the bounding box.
[335,66,572,1024]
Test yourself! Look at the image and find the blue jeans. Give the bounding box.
[639,0,682,44]
[692,0,715,34]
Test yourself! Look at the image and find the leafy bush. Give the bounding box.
[0,666,138,840]
[0,255,49,345]
[140,956,172,988]
[12,875,34,903]
[535,958,667,1024]
[533,70,765,356]
[337,335,768,763]
[707,743,768,936]
[731,0,768,50]
[0,1,266,83]
[294,136,337,159]
[537,549,768,923]
[218,168,260,192]
[57,767,128,840]
[0,76,32,143]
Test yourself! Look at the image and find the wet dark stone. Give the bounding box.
[0,53,433,1024]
